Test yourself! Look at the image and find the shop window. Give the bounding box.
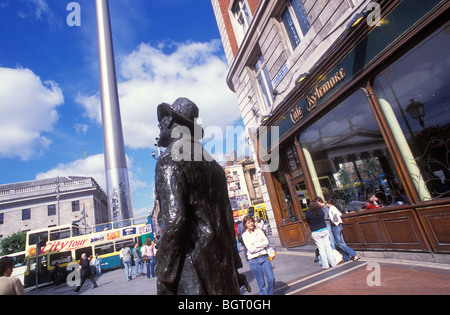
[372,24,450,201]
[282,144,303,178]
[272,170,299,223]
[280,0,311,50]
[299,91,406,212]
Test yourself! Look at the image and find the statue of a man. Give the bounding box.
[154,97,248,295]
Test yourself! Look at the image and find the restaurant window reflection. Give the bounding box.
[299,91,405,213]
[373,24,450,200]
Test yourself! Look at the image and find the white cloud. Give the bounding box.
[0,67,64,160]
[76,40,242,150]
[35,153,148,196]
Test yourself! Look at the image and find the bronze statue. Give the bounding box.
[154,97,248,295]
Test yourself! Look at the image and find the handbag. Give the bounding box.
[267,247,277,261]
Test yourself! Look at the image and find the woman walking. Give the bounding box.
[241,215,275,295]
[305,201,337,269]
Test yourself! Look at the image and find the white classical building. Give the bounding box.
[0,176,109,242]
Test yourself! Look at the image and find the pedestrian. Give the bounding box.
[327,198,361,261]
[0,256,25,295]
[133,242,144,278]
[241,215,275,295]
[256,218,268,236]
[73,253,98,293]
[89,255,96,277]
[120,244,133,281]
[53,262,63,286]
[141,238,155,278]
[95,253,102,276]
[305,201,337,269]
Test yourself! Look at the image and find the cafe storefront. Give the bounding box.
[260,0,450,254]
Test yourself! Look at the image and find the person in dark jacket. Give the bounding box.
[73,253,98,293]
[305,201,337,269]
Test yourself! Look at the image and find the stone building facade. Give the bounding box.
[0,176,109,242]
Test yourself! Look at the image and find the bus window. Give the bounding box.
[50,251,72,266]
[94,223,112,233]
[30,255,48,273]
[115,238,134,252]
[113,219,131,229]
[94,242,114,256]
[75,247,93,261]
[10,253,27,269]
[50,227,71,241]
[28,231,48,246]
[72,226,92,236]
[133,217,148,225]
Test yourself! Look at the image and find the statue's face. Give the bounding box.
[158,115,174,148]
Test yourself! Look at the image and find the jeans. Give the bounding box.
[146,257,155,278]
[123,258,133,280]
[248,255,275,295]
[332,224,356,258]
[312,228,336,269]
[135,258,144,277]
[325,221,336,250]
[96,263,102,276]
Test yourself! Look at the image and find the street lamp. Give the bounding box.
[406,98,426,129]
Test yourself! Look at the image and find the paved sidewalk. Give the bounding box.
[27,245,450,295]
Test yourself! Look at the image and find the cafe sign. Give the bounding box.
[290,68,346,124]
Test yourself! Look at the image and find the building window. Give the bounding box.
[72,200,80,212]
[372,25,450,201]
[281,0,311,49]
[48,204,56,216]
[22,208,31,221]
[230,0,252,45]
[0,213,3,225]
[299,90,405,212]
[253,52,274,113]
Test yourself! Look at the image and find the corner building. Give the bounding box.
[211,0,450,257]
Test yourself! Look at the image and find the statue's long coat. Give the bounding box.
[155,139,242,295]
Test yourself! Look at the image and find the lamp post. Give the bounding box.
[95,0,133,221]
[406,98,426,129]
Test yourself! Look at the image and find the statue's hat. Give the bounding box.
[157,97,204,138]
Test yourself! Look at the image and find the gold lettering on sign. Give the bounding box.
[306,68,346,111]
[290,104,304,124]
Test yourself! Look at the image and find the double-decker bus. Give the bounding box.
[23,215,153,288]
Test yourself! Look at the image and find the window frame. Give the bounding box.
[252,52,275,114]
[229,0,253,46]
[279,0,311,51]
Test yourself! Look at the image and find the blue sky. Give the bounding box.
[0,0,247,217]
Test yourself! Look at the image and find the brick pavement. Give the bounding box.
[278,259,450,295]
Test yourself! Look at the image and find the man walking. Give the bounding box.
[73,253,98,293]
